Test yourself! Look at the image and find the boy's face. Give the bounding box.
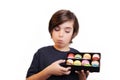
[51,21,74,50]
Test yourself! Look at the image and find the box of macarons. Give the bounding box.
[64,52,101,72]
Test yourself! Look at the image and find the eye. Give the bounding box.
[54,27,60,31]
[65,28,72,33]
[65,30,71,33]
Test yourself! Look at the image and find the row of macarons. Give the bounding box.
[66,59,99,67]
[67,53,100,60]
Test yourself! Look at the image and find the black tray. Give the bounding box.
[64,52,101,72]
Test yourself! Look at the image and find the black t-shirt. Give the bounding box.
[26,46,80,80]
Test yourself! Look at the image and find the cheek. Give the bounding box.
[65,33,73,40]
[51,30,56,36]
[51,31,59,40]
[51,33,56,39]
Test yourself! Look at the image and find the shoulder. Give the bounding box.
[70,47,80,53]
[38,46,53,52]
[35,46,53,55]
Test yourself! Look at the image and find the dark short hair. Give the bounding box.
[48,9,79,43]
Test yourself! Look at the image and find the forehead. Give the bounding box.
[58,21,74,29]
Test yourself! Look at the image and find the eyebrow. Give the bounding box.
[65,27,72,29]
[57,25,73,30]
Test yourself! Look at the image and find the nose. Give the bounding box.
[59,30,64,37]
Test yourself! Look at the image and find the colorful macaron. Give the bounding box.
[66,59,74,65]
[67,53,75,58]
[92,54,100,60]
[75,54,82,59]
[91,61,99,67]
[82,60,91,66]
[83,53,91,59]
[73,60,81,66]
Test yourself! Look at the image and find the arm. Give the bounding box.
[26,60,71,80]
[26,67,51,80]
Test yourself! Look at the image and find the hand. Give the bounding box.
[75,70,89,80]
[46,60,71,76]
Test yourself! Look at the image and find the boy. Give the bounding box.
[26,9,89,80]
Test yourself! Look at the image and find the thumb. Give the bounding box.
[56,60,65,64]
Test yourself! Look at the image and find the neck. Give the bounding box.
[53,45,70,52]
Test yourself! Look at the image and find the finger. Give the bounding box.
[81,70,84,74]
[63,70,71,75]
[75,70,84,74]
[61,67,71,72]
[75,71,79,74]
[56,60,65,64]
[81,70,86,76]
[61,67,71,75]
[85,70,89,78]
[81,70,89,78]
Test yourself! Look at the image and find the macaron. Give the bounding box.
[82,60,91,66]
[91,61,99,67]
[73,60,81,66]
[92,54,100,60]
[67,53,75,58]
[75,54,82,59]
[66,59,73,65]
[83,53,91,59]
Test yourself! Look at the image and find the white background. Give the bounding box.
[0,0,120,80]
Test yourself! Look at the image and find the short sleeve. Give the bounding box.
[26,51,40,78]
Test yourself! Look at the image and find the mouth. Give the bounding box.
[56,40,64,43]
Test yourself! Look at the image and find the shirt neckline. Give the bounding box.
[52,46,71,53]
